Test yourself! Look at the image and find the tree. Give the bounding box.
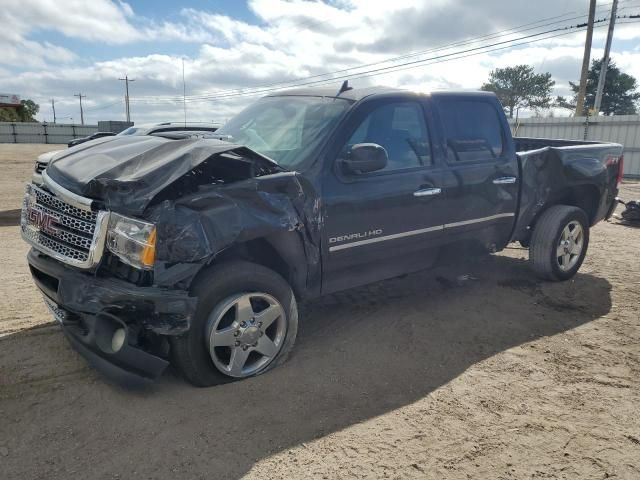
[481,65,555,118]
[0,99,40,122]
[18,99,39,121]
[557,59,639,115]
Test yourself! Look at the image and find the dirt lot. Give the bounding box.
[0,144,639,479]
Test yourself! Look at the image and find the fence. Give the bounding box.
[0,122,98,144]
[509,115,640,178]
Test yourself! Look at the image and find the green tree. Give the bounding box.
[17,99,39,121]
[0,99,40,122]
[557,59,639,115]
[481,65,555,118]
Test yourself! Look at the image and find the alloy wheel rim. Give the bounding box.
[206,292,286,378]
[556,220,584,271]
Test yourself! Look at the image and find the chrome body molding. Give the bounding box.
[329,212,515,252]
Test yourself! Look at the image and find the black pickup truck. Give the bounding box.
[21,86,624,386]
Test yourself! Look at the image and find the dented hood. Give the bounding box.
[45,135,283,215]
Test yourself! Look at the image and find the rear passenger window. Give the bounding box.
[438,100,504,162]
[343,102,432,171]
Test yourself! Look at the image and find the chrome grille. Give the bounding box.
[33,186,97,222]
[21,183,108,269]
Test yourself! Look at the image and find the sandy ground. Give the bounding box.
[0,144,639,480]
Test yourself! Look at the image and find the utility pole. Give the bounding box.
[50,99,56,123]
[593,0,618,113]
[575,0,597,117]
[74,93,86,125]
[118,75,135,122]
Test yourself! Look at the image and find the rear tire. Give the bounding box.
[171,261,298,387]
[529,205,590,281]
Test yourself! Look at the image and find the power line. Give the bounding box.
[133,17,640,107]
[136,11,585,102]
[131,15,628,105]
[84,100,122,112]
[131,0,640,104]
[141,15,640,106]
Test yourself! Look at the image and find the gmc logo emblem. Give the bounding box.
[27,207,59,235]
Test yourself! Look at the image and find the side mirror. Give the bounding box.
[341,143,388,174]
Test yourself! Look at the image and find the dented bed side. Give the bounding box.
[512,141,623,242]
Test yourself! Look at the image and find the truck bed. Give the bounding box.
[514,136,610,152]
[511,137,624,244]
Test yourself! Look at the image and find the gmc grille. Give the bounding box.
[21,183,108,269]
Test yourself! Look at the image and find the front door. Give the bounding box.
[321,98,445,294]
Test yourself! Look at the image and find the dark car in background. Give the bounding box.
[68,131,116,147]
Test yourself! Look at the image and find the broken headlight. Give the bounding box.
[106,213,156,270]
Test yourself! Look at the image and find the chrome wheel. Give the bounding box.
[556,220,584,271]
[206,292,286,378]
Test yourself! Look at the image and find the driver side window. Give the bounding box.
[343,102,432,172]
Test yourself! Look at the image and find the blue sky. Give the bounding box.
[2,0,639,124]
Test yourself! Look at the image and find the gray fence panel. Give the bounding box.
[0,122,98,144]
[509,115,640,178]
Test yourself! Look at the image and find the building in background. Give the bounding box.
[0,94,21,108]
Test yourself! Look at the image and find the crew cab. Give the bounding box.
[21,86,624,386]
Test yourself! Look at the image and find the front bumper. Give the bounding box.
[27,249,197,381]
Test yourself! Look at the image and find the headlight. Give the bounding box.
[106,213,157,270]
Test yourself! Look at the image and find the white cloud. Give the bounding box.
[1,0,638,123]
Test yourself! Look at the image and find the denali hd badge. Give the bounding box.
[329,229,383,244]
[27,207,60,235]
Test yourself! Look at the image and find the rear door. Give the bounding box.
[431,94,519,250]
[321,96,446,293]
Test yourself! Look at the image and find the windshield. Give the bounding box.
[117,127,142,136]
[215,95,352,169]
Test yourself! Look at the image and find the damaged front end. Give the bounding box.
[22,135,321,381]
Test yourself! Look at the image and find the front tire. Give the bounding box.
[529,205,590,281]
[171,261,298,387]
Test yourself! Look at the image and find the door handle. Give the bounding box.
[493,176,517,185]
[413,187,441,197]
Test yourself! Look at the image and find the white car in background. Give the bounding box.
[32,122,222,184]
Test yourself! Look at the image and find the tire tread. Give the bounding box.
[171,261,298,387]
[529,205,589,281]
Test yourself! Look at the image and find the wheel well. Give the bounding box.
[553,184,601,225]
[199,236,305,298]
[522,184,600,245]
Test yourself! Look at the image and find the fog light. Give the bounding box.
[111,328,126,352]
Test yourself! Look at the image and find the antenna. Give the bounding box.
[337,80,352,95]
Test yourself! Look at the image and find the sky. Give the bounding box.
[1,0,639,125]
